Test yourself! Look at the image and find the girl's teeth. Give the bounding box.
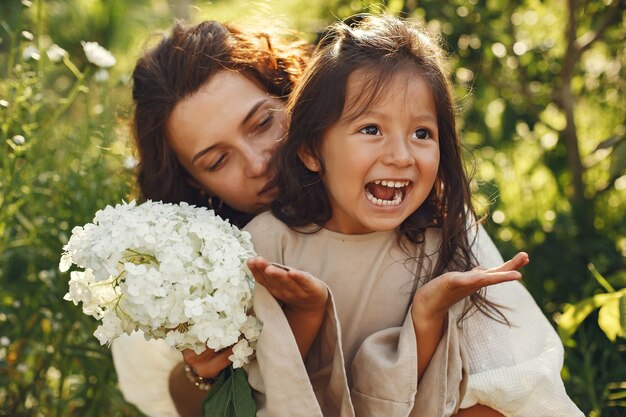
[365,188,403,206]
[372,180,409,188]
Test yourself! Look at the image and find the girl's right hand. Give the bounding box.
[412,252,529,324]
[247,256,328,314]
[247,256,328,358]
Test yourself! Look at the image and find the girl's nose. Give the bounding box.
[382,135,413,167]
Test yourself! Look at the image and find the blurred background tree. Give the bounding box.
[0,0,624,416]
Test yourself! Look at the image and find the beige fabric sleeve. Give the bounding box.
[244,216,354,417]
[351,307,467,417]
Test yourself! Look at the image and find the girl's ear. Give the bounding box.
[297,146,320,172]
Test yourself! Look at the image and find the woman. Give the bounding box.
[112,18,573,417]
[112,19,308,417]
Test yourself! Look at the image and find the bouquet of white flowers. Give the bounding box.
[60,200,261,417]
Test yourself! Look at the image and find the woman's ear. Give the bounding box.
[186,177,206,193]
[297,146,320,172]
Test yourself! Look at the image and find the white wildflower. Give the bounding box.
[122,155,137,170]
[23,45,40,61]
[12,135,25,146]
[60,200,260,367]
[94,68,109,83]
[81,41,116,68]
[46,44,67,63]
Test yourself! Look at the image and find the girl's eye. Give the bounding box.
[359,125,381,135]
[207,154,227,172]
[412,128,431,140]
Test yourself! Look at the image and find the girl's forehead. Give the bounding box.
[342,67,431,119]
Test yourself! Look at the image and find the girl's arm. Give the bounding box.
[247,257,328,358]
[411,252,529,378]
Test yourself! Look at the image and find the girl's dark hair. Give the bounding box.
[131,20,308,226]
[272,14,502,321]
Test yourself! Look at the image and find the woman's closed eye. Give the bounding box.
[253,113,274,134]
[207,153,228,172]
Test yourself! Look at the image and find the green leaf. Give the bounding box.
[203,368,233,417]
[598,298,623,342]
[619,294,626,337]
[203,366,256,417]
[556,291,625,342]
[231,367,256,416]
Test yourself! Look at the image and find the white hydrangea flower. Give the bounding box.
[81,41,116,68]
[61,200,260,367]
[230,338,254,368]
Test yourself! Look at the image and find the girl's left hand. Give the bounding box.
[412,252,529,323]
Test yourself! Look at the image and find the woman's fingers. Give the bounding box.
[182,347,233,379]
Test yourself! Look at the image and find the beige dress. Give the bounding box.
[243,211,583,417]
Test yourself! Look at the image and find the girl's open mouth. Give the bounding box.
[364,179,411,206]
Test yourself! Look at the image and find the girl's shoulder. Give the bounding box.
[244,210,319,237]
[243,210,285,234]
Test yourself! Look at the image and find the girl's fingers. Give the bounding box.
[474,270,522,288]
[451,269,522,292]
[487,252,529,273]
[264,266,310,297]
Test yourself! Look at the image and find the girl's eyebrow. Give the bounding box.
[191,99,269,165]
[345,109,438,124]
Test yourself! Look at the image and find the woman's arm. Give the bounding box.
[453,405,505,417]
[111,333,182,417]
[168,362,209,417]
[169,347,234,417]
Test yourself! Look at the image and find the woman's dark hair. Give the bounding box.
[131,20,308,226]
[272,14,503,321]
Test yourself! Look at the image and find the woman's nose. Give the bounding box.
[243,145,271,177]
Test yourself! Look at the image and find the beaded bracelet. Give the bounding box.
[184,364,217,391]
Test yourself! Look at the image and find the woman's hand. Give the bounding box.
[247,256,328,357]
[168,348,233,417]
[182,346,233,381]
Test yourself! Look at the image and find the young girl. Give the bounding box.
[243,14,583,417]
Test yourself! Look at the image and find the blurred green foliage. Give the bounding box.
[0,0,624,416]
